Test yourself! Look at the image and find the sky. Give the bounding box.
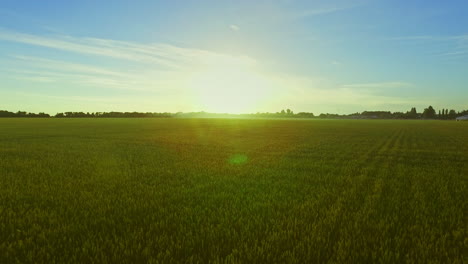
[0,0,467,114]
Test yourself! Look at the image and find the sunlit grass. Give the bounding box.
[0,118,466,263]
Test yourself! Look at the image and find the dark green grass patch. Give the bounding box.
[0,118,466,263]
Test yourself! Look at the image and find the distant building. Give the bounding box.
[456,115,468,121]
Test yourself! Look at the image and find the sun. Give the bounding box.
[188,59,272,113]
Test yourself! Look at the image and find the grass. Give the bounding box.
[0,118,466,263]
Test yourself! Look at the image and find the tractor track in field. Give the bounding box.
[313,128,406,262]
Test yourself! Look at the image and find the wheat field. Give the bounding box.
[0,118,466,263]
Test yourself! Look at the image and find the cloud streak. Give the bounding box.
[294,6,351,19]
[4,56,188,92]
[289,1,365,20]
[0,29,256,69]
[230,25,240,31]
[0,29,260,97]
[389,34,468,59]
[342,82,413,89]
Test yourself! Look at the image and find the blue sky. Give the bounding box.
[0,0,467,114]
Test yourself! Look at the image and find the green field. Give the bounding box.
[0,118,466,263]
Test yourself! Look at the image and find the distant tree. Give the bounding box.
[392,112,406,119]
[459,109,468,116]
[362,111,392,119]
[25,112,50,118]
[286,109,292,115]
[448,109,457,119]
[406,107,418,119]
[281,109,286,115]
[16,111,27,117]
[0,110,16,117]
[318,113,340,119]
[422,106,436,119]
[296,112,314,118]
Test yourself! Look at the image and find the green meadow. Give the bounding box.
[0,118,466,263]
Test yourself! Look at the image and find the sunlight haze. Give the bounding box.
[0,0,467,114]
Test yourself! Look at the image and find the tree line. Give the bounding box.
[326,106,468,120]
[54,112,173,118]
[0,111,51,118]
[0,106,467,119]
[0,110,172,118]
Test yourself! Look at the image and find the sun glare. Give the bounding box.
[188,59,272,113]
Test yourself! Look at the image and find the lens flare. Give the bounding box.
[228,154,248,165]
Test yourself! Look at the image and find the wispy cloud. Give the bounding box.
[388,35,438,41]
[14,91,128,103]
[3,56,188,92]
[389,34,468,42]
[289,1,365,20]
[331,60,343,66]
[12,55,128,77]
[230,25,240,31]
[294,6,351,19]
[0,29,260,96]
[342,82,413,89]
[441,51,468,56]
[0,29,256,69]
[389,34,468,59]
